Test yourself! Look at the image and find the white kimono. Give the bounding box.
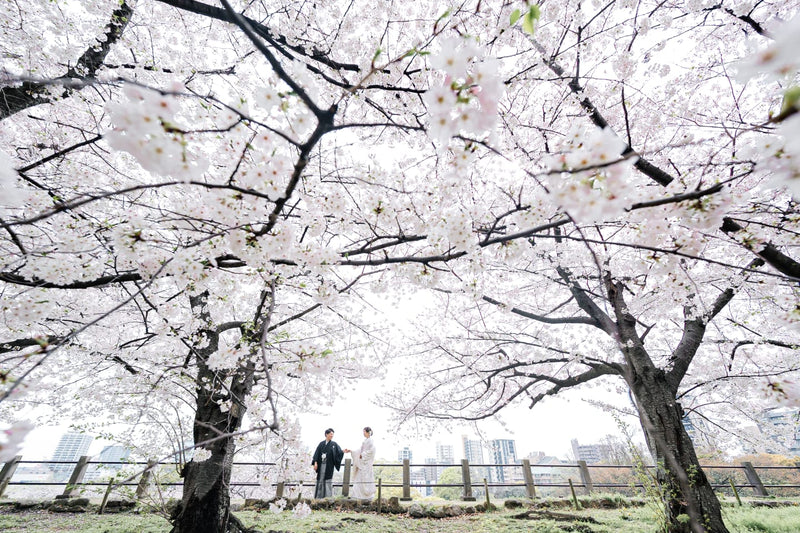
[350,437,376,499]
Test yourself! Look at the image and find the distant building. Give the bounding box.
[530,454,567,487]
[435,441,455,479]
[570,438,611,464]
[50,432,93,482]
[13,464,53,483]
[397,446,413,462]
[462,435,488,484]
[759,407,800,454]
[683,413,712,447]
[435,442,454,465]
[487,439,517,482]
[410,468,428,496]
[421,458,438,496]
[85,445,132,481]
[462,435,484,464]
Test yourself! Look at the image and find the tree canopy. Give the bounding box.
[1,1,799,532]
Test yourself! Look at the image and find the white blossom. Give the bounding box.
[192,447,212,462]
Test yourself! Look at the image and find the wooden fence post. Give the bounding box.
[401,458,412,501]
[568,478,581,509]
[341,458,351,497]
[57,455,92,499]
[98,477,115,514]
[135,459,158,500]
[741,461,768,497]
[0,455,22,498]
[577,460,593,494]
[521,459,536,499]
[461,459,476,501]
[275,481,285,499]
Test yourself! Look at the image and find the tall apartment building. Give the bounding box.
[462,435,484,464]
[462,435,488,485]
[419,458,438,496]
[435,442,454,465]
[760,407,800,454]
[50,432,93,481]
[487,439,517,482]
[397,446,413,462]
[570,438,611,464]
[85,445,132,481]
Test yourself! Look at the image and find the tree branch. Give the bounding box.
[666,258,765,390]
[555,266,617,335]
[721,217,800,279]
[0,2,133,119]
[481,295,597,326]
[154,0,360,72]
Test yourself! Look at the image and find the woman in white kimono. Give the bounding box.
[347,427,376,500]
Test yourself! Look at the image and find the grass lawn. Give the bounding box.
[1,502,799,532]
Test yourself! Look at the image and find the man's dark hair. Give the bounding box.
[325,428,334,435]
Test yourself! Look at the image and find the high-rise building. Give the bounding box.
[435,442,454,465]
[759,407,800,454]
[397,446,413,462]
[462,435,484,464]
[487,439,517,482]
[421,457,438,496]
[50,432,93,481]
[85,445,132,481]
[570,438,611,464]
[682,412,713,448]
[462,435,488,485]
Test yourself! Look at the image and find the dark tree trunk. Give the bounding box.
[171,293,255,533]
[629,368,730,533]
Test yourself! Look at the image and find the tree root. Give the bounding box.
[228,513,263,533]
[511,509,601,524]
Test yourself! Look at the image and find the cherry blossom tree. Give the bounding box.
[1,1,799,533]
[0,1,505,531]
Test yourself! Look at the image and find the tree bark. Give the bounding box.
[605,277,730,533]
[171,293,255,533]
[629,367,730,533]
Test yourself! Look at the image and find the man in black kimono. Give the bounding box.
[312,428,344,498]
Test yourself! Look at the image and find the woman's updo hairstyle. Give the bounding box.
[364,426,373,436]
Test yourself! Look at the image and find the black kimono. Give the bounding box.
[312,439,344,498]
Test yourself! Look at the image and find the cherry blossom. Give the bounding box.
[0,421,32,462]
[1,3,799,533]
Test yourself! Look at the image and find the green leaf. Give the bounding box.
[510,9,521,26]
[522,5,541,35]
[781,86,800,114]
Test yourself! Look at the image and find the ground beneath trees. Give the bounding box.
[1,499,800,533]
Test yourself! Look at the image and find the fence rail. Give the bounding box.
[2,456,800,501]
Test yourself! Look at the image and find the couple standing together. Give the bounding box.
[311,427,375,499]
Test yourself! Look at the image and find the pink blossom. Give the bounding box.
[1,421,33,462]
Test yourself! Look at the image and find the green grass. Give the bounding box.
[1,503,799,532]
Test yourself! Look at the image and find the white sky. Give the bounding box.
[16,293,644,463]
[17,385,636,463]
[297,384,638,463]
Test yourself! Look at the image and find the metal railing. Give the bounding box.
[2,456,799,501]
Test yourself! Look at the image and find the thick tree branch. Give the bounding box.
[155,0,359,73]
[524,366,619,409]
[555,266,617,335]
[481,295,597,326]
[0,336,64,354]
[721,217,800,279]
[529,37,675,186]
[666,258,765,390]
[0,2,133,120]
[0,271,142,289]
